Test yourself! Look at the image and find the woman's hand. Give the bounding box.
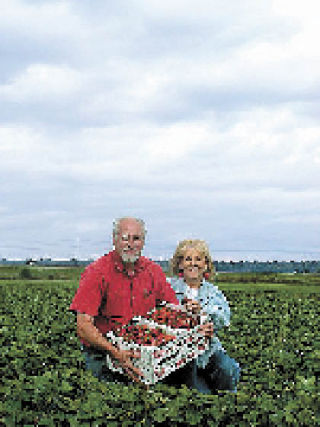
[198,322,214,339]
[183,298,201,314]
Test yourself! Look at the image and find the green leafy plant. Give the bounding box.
[19,267,33,279]
[0,270,319,426]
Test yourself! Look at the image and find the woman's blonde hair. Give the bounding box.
[169,239,215,280]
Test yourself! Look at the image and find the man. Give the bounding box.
[69,217,178,383]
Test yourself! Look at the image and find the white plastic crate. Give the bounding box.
[105,306,208,384]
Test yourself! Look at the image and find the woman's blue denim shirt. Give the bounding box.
[167,277,230,369]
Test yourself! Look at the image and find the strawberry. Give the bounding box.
[147,306,199,329]
[118,324,175,346]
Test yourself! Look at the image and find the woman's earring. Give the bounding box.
[178,270,184,278]
[204,272,210,279]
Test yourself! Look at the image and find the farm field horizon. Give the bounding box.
[1,267,319,425]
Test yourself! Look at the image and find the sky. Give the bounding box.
[1,0,320,261]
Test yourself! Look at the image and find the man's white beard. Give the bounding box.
[121,253,140,263]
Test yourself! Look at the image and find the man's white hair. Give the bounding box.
[112,217,147,240]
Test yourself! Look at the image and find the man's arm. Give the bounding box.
[77,313,143,383]
[154,268,179,305]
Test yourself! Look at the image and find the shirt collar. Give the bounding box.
[178,276,205,288]
[112,250,146,277]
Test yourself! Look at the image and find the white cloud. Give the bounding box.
[0,0,85,41]
[0,127,41,167]
[144,122,214,162]
[1,0,320,259]
[1,103,319,190]
[0,64,83,102]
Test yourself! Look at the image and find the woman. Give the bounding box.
[166,239,240,394]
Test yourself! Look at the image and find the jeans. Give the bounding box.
[82,346,128,384]
[198,350,240,393]
[82,346,240,393]
[164,350,240,394]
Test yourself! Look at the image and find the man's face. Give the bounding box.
[113,219,145,264]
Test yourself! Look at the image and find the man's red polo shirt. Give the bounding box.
[69,250,178,346]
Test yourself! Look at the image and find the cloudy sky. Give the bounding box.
[1,0,320,261]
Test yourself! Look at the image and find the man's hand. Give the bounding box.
[183,298,201,314]
[77,313,144,383]
[110,347,144,384]
[197,322,214,339]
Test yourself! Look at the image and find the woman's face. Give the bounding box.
[179,248,206,282]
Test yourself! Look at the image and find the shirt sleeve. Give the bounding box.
[167,277,185,305]
[154,267,178,305]
[200,282,230,330]
[69,264,104,317]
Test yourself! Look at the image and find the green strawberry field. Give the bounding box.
[1,267,319,426]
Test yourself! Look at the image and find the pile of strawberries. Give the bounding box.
[147,306,199,329]
[118,324,175,346]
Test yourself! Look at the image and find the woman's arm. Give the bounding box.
[200,283,230,330]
